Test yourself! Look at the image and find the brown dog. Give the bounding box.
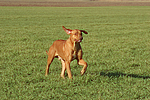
[45,26,88,79]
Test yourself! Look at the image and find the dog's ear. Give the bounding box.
[80,30,88,34]
[62,26,72,34]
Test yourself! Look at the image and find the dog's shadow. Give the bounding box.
[100,71,150,79]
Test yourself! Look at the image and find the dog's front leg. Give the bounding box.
[60,59,66,79]
[65,61,72,79]
[78,59,88,75]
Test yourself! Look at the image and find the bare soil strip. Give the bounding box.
[0,1,150,7]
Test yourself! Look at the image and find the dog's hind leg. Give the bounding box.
[45,46,55,76]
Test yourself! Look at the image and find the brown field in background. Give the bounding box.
[0,0,150,7]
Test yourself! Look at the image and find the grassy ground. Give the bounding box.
[0,6,150,99]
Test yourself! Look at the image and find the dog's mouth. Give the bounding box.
[75,37,83,43]
[75,39,82,43]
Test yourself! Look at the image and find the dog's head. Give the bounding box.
[62,26,88,43]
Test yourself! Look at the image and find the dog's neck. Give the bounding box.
[73,42,80,51]
[67,36,80,51]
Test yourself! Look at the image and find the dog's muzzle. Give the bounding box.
[75,37,83,43]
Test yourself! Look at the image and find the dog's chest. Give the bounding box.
[71,42,80,60]
[72,50,77,60]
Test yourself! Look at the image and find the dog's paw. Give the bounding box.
[60,75,65,79]
[80,70,85,75]
[45,74,48,77]
[81,68,87,75]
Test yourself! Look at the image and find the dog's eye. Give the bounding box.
[74,33,77,35]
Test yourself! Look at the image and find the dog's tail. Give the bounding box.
[46,51,49,55]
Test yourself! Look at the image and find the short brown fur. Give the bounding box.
[45,26,88,79]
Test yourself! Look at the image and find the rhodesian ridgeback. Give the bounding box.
[45,26,88,79]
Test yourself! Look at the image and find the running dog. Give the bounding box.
[45,26,88,79]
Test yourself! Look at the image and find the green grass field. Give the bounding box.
[1,6,150,99]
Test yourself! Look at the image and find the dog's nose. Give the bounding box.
[80,37,83,40]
